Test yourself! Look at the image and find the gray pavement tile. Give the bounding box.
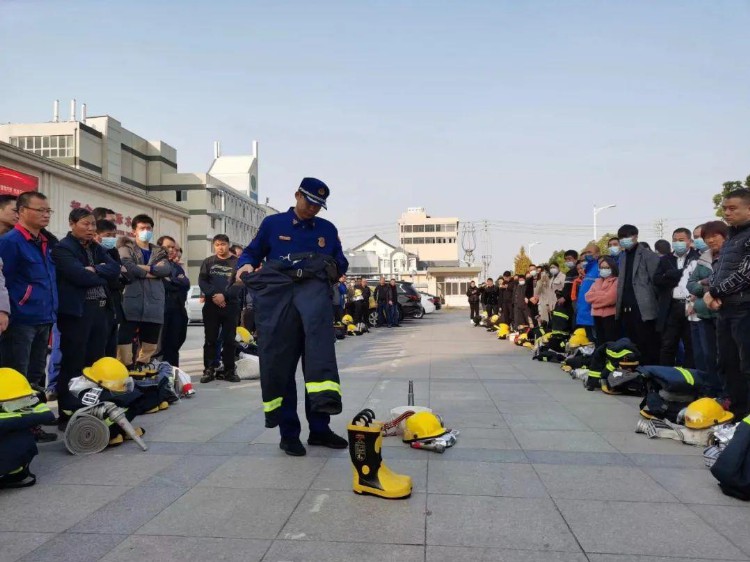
[239,443,349,459]
[198,456,327,490]
[100,536,270,562]
[687,504,750,557]
[0,532,55,562]
[589,554,744,562]
[511,429,619,453]
[504,412,590,431]
[556,499,747,559]
[42,452,178,486]
[426,494,581,552]
[525,450,633,467]
[135,441,195,455]
[427,546,588,562]
[311,458,427,493]
[645,467,748,506]
[601,430,699,455]
[494,400,570,415]
[428,461,548,498]
[429,398,498,413]
[280,490,426,545]
[18,533,126,562]
[140,454,228,488]
[0,485,129,532]
[482,382,548,403]
[144,408,249,442]
[69,485,187,534]
[627,452,708,469]
[139,487,305,539]
[441,410,507,429]
[427,447,528,463]
[450,427,521,450]
[190,441,259,456]
[534,464,678,502]
[263,540,425,562]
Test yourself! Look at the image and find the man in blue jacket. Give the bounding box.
[576,243,600,340]
[0,192,58,390]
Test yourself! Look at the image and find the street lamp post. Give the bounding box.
[528,241,541,263]
[593,204,616,241]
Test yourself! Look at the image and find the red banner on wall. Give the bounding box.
[0,166,39,196]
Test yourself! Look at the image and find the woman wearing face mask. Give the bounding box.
[52,209,121,418]
[687,221,729,397]
[512,275,531,330]
[584,256,619,347]
[575,244,601,341]
[533,265,558,323]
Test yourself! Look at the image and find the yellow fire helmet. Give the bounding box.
[497,323,510,337]
[236,326,252,344]
[684,398,734,429]
[0,368,34,402]
[402,411,448,442]
[568,330,591,348]
[342,314,353,325]
[82,357,132,392]
[490,314,499,324]
[347,324,357,333]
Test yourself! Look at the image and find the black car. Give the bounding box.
[366,279,424,324]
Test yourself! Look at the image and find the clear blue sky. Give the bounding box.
[2,0,749,274]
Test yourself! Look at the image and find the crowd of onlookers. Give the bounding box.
[333,275,404,329]
[0,191,253,444]
[469,188,750,420]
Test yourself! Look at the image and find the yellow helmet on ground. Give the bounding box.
[347,324,357,334]
[342,314,353,325]
[0,368,34,401]
[83,358,132,392]
[568,329,591,348]
[403,412,447,442]
[236,326,252,344]
[490,315,499,324]
[684,398,734,429]
[497,323,510,338]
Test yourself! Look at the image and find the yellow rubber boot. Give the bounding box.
[136,342,159,366]
[348,409,411,499]
[117,344,134,368]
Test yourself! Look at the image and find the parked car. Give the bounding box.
[419,293,436,314]
[186,285,203,323]
[365,280,424,324]
[420,292,441,311]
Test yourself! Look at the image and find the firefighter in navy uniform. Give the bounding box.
[0,368,55,488]
[237,178,349,457]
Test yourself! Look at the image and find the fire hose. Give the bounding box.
[64,402,148,455]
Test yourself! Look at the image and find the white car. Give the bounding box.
[186,285,203,323]
[419,292,436,314]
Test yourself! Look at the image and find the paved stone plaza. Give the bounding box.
[2,311,750,561]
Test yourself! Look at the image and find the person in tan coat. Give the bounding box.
[585,256,619,347]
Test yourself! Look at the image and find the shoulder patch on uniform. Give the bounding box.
[318,237,326,248]
[279,235,291,241]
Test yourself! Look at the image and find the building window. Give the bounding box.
[435,224,444,232]
[459,282,468,295]
[10,135,74,158]
[445,224,456,232]
[176,190,187,202]
[402,225,412,233]
[403,238,412,244]
[412,225,424,233]
[425,224,435,232]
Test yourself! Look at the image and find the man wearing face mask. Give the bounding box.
[654,227,700,366]
[559,250,579,309]
[608,238,621,260]
[616,224,661,364]
[575,244,600,340]
[117,214,171,373]
[96,219,130,358]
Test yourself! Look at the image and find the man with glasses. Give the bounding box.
[0,192,58,442]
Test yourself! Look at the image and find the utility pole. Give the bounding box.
[593,203,616,241]
[528,241,541,263]
[480,220,492,280]
[654,218,665,240]
[460,222,477,267]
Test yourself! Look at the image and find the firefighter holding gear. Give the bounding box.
[0,368,55,488]
[237,178,349,457]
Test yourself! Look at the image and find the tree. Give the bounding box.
[544,233,615,272]
[546,249,567,270]
[513,246,531,275]
[713,177,750,217]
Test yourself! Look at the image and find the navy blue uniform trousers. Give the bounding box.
[246,261,342,429]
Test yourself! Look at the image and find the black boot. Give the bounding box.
[200,368,215,384]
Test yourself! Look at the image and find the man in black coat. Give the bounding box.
[654,227,700,366]
[466,280,481,319]
[480,278,499,317]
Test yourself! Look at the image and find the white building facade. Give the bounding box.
[0,102,266,280]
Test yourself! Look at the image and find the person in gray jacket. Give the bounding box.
[116,214,171,373]
[615,223,661,364]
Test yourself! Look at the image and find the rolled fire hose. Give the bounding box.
[65,402,148,455]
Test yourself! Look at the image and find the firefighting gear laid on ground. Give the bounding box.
[638,366,712,422]
[0,368,55,488]
[348,409,412,499]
